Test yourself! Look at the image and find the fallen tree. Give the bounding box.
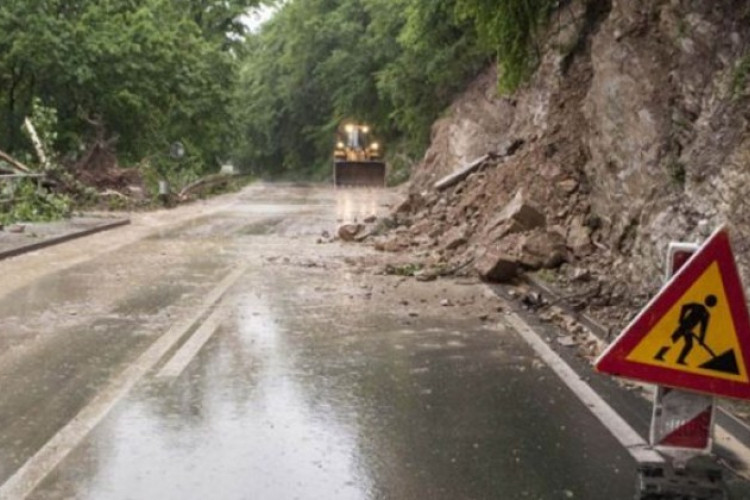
[0,149,32,174]
[177,173,236,201]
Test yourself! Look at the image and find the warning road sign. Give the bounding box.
[596,226,750,400]
[632,261,744,379]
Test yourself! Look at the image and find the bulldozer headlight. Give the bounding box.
[336,141,345,149]
[361,126,370,134]
[370,142,379,150]
[344,124,354,133]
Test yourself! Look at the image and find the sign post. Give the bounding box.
[595,227,750,499]
[650,244,715,464]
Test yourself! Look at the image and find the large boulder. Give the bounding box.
[475,248,520,282]
[338,224,364,242]
[518,230,567,270]
[485,190,546,241]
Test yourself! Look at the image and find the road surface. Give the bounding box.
[0,183,745,499]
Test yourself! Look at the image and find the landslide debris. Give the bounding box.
[357,0,750,335]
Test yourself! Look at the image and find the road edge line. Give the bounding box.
[524,274,750,463]
[0,264,248,500]
[504,312,665,464]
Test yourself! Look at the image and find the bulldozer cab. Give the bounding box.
[333,123,386,187]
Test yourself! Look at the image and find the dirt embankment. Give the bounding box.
[370,0,750,332]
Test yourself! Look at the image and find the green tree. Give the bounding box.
[233,0,489,178]
[377,0,488,151]
[455,0,555,91]
[231,0,555,180]
[0,0,261,173]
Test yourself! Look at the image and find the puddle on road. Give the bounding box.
[29,267,635,500]
[335,190,382,223]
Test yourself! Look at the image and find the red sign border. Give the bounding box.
[595,226,750,400]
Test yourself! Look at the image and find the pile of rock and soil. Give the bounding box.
[350,0,750,337]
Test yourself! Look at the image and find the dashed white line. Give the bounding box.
[157,306,225,379]
[0,264,248,500]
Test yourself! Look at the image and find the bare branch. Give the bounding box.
[0,149,32,173]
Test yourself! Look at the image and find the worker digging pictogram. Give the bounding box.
[596,227,750,400]
[653,294,739,375]
[620,258,747,384]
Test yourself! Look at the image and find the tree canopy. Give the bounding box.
[0,0,553,185]
[232,0,485,179]
[0,0,260,171]
[232,0,553,180]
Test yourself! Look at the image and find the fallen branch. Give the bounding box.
[434,154,492,191]
[177,173,233,200]
[23,118,51,170]
[99,189,131,200]
[0,149,31,173]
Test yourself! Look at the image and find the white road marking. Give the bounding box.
[157,305,225,379]
[714,426,750,476]
[504,312,665,464]
[0,265,248,500]
[529,278,750,472]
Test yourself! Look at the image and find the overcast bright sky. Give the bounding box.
[240,4,279,33]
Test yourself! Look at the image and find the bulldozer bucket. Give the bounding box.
[333,161,386,187]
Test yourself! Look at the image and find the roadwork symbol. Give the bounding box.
[653,294,739,375]
[596,227,750,400]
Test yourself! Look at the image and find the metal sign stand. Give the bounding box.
[636,243,728,499]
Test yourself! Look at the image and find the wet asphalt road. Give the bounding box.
[0,184,639,499]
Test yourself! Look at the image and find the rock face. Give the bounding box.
[378,0,750,328]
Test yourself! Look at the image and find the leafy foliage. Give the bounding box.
[455,0,555,92]
[232,0,488,178]
[233,0,553,180]
[377,0,487,151]
[26,98,59,158]
[0,179,71,225]
[0,0,261,172]
[0,0,555,192]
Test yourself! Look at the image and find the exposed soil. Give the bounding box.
[362,0,750,340]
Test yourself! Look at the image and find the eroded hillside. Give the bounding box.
[372,0,750,330]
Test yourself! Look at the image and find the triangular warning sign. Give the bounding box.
[596,226,750,400]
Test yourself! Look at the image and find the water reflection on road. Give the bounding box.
[32,265,635,499]
[21,184,637,499]
[335,188,382,223]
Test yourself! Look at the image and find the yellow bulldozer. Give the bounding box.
[333,123,386,187]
